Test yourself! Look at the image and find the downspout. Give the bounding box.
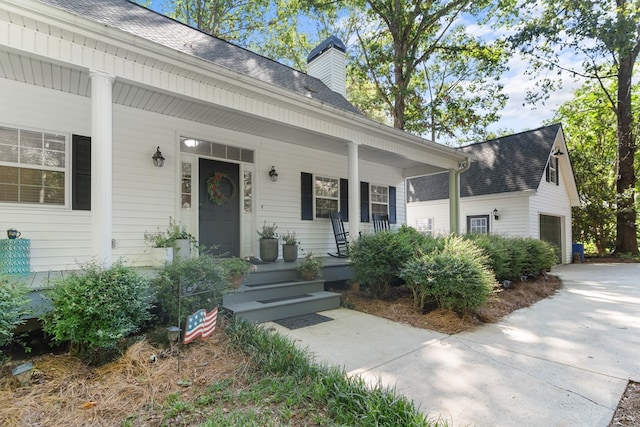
[449,159,471,234]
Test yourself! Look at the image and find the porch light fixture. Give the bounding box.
[493,208,500,220]
[12,362,33,385]
[152,146,165,167]
[268,166,278,182]
[553,148,564,156]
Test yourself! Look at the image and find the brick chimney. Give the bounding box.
[307,36,346,98]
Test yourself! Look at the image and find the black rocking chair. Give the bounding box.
[328,211,350,258]
[372,213,390,233]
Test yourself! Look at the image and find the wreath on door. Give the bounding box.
[206,172,235,205]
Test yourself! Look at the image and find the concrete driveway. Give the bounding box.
[266,263,640,426]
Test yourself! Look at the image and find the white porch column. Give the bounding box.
[348,142,360,240]
[90,71,115,265]
[449,168,459,234]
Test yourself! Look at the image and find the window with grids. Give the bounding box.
[467,215,489,234]
[315,176,339,218]
[416,217,434,235]
[370,184,389,216]
[548,158,558,184]
[0,126,66,206]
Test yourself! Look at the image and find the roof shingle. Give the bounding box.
[38,0,361,114]
[408,124,562,201]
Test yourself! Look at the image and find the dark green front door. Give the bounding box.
[199,158,240,256]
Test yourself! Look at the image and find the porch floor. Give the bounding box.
[16,255,353,322]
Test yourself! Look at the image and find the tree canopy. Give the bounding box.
[507,0,640,254]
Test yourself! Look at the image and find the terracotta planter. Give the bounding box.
[282,244,298,262]
[230,274,244,289]
[259,238,278,262]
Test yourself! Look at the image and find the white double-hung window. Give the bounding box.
[315,175,339,218]
[0,125,66,206]
[370,184,389,216]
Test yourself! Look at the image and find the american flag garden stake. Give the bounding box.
[174,278,219,374]
[183,307,218,344]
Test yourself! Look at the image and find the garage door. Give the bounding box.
[540,214,562,263]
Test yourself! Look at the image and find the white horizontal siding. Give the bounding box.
[406,200,450,235]
[1,80,411,271]
[407,192,531,237]
[0,79,92,271]
[530,172,573,264]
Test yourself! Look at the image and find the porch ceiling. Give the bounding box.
[0,50,448,173]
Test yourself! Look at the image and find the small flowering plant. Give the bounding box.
[257,221,278,240]
[207,172,228,205]
[297,251,324,280]
[281,231,299,246]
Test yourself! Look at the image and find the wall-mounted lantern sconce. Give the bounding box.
[553,148,564,156]
[268,166,278,182]
[493,208,500,220]
[152,146,165,167]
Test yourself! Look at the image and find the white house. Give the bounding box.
[0,0,470,273]
[407,124,579,264]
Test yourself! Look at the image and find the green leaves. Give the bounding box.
[42,262,153,361]
[0,276,30,354]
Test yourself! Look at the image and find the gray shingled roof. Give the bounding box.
[38,0,361,114]
[408,124,562,201]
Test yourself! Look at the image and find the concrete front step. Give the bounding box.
[223,291,341,323]
[224,279,325,304]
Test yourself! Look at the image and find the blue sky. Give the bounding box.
[144,1,580,138]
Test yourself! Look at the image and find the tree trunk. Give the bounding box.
[614,53,639,255]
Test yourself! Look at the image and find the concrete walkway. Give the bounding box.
[266,263,640,426]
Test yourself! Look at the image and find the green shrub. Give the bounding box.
[467,234,512,281]
[522,238,558,275]
[349,230,416,299]
[400,235,496,312]
[42,262,153,361]
[0,275,30,355]
[466,235,557,281]
[151,254,228,326]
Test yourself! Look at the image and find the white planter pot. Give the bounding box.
[173,239,191,260]
[151,247,173,267]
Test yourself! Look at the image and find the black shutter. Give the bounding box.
[389,186,396,224]
[545,161,550,182]
[360,181,369,222]
[301,172,313,220]
[72,134,91,211]
[555,157,559,186]
[340,178,349,221]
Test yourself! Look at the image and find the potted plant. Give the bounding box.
[219,257,254,289]
[280,230,299,262]
[257,221,278,262]
[144,230,174,267]
[166,216,197,260]
[297,251,324,280]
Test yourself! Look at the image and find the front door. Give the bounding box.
[199,158,240,256]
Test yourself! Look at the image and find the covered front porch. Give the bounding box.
[19,255,353,326]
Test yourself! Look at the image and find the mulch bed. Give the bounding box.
[333,274,563,335]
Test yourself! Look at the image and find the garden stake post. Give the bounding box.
[178,277,218,377]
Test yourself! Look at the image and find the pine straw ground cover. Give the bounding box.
[2,267,638,426]
[0,331,252,426]
[334,274,562,334]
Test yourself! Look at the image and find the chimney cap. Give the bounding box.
[307,36,346,64]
